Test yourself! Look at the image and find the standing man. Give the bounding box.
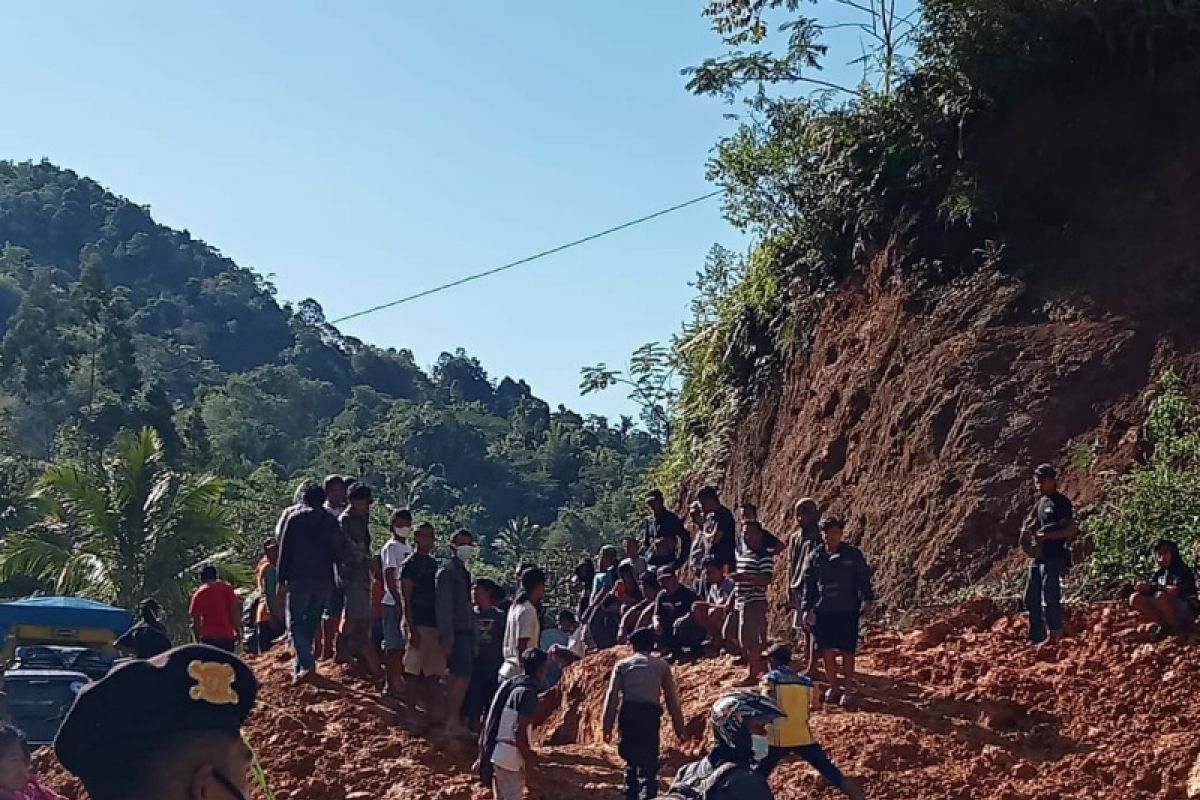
[188,566,240,653]
[437,528,478,737]
[113,599,172,660]
[1023,463,1075,645]
[786,498,822,672]
[800,516,874,706]
[254,538,283,652]
[401,522,443,721]
[278,483,343,682]
[323,474,349,517]
[643,489,692,570]
[318,474,349,661]
[381,508,415,698]
[466,578,506,728]
[730,521,775,685]
[53,644,258,800]
[697,486,737,574]
[338,483,381,678]
[500,568,545,681]
[601,628,688,800]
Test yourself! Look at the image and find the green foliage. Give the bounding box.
[0,160,658,612]
[1085,372,1200,588]
[581,342,676,442]
[0,427,242,629]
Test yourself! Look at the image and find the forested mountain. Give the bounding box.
[0,160,654,588]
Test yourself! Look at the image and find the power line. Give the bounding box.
[329,190,722,325]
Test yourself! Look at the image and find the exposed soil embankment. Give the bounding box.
[542,602,1200,800]
[714,65,1200,605]
[31,603,1200,799]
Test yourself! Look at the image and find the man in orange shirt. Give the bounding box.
[189,565,241,653]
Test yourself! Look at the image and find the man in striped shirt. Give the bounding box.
[731,520,774,685]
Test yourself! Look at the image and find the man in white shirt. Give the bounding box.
[380,508,415,698]
[499,568,545,681]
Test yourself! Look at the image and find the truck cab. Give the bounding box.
[0,597,131,744]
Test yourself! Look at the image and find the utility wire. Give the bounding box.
[329,190,722,325]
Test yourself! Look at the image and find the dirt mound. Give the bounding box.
[710,64,1200,606]
[32,604,1200,799]
[33,648,624,800]
[544,601,1200,800]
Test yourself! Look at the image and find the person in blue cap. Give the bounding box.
[54,643,258,800]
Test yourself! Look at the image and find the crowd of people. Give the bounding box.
[58,463,1194,800]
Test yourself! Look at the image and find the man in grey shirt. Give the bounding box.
[436,528,477,737]
[601,628,688,800]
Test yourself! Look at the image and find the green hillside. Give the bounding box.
[0,160,653,606]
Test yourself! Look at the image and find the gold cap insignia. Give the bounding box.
[187,660,239,705]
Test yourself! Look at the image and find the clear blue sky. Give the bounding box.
[1,1,894,421]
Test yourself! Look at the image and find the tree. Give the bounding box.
[0,427,242,626]
[492,517,544,571]
[580,342,677,442]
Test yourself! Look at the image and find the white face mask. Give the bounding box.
[751,734,769,762]
[455,544,477,562]
[393,526,412,540]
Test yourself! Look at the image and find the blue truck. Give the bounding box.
[0,597,131,744]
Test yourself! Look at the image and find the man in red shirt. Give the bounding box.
[189,565,241,652]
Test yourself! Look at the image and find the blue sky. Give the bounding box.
[1,1,896,421]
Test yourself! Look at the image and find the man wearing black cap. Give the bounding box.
[652,566,700,661]
[55,644,258,800]
[800,516,874,706]
[642,490,691,571]
[1022,463,1075,645]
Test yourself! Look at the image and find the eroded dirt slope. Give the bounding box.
[708,65,1200,604]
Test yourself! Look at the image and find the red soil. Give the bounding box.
[34,602,1200,799]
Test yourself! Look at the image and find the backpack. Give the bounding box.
[658,762,747,800]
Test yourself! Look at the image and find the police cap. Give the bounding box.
[55,644,258,782]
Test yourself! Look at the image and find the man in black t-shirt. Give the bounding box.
[1022,464,1075,645]
[698,486,737,572]
[401,523,443,720]
[643,489,692,570]
[653,566,701,660]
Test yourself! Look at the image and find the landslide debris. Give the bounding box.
[34,602,1200,800]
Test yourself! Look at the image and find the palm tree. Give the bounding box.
[493,516,544,571]
[0,426,243,624]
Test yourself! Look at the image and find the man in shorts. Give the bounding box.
[401,523,444,724]
[731,521,774,685]
[380,509,415,698]
[436,528,477,737]
[800,516,874,706]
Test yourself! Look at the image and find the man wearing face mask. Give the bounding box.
[436,528,477,738]
[54,644,258,800]
[381,508,415,698]
[666,691,783,800]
